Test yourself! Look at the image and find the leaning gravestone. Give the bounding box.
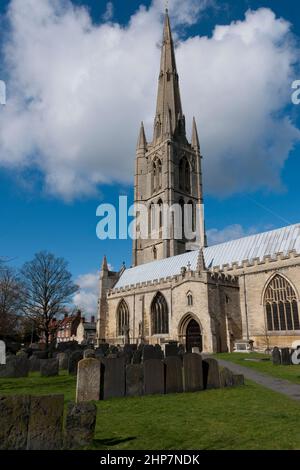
[68,351,83,375]
[101,357,125,399]
[40,358,59,377]
[219,367,234,387]
[0,355,29,378]
[76,358,101,402]
[165,342,179,357]
[164,356,183,394]
[232,374,245,386]
[64,402,97,449]
[272,347,282,365]
[183,353,203,392]
[126,364,144,397]
[281,348,291,366]
[143,359,165,395]
[203,358,221,390]
[0,395,31,450]
[0,340,6,365]
[27,395,64,450]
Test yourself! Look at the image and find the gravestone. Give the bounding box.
[132,348,143,364]
[165,356,183,394]
[143,344,164,362]
[281,348,291,365]
[27,395,64,450]
[183,353,203,392]
[76,358,101,402]
[272,347,282,365]
[40,358,59,377]
[0,395,31,450]
[96,343,109,356]
[125,364,144,397]
[32,351,48,359]
[203,358,221,389]
[192,347,201,355]
[64,402,97,449]
[68,351,83,375]
[143,359,165,395]
[29,356,41,372]
[0,340,6,365]
[219,367,234,387]
[102,357,125,399]
[83,349,95,359]
[232,374,245,386]
[165,342,179,358]
[57,352,69,370]
[0,355,29,378]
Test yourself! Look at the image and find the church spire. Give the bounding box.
[137,121,147,149]
[153,10,184,141]
[192,117,200,150]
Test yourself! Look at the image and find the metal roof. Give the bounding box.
[114,223,300,289]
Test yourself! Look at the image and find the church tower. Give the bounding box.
[133,10,206,266]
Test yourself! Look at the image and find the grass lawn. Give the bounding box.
[215,352,300,384]
[1,371,300,450]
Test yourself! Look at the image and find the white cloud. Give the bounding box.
[207,224,258,245]
[0,1,299,200]
[73,271,99,314]
[102,2,114,22]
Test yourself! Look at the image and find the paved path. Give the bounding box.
[216,358,300,401]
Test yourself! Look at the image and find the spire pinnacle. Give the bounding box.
[153,10,183,141]
[192,117,200,150]
[137,121,147,149]
[101,255,108,271]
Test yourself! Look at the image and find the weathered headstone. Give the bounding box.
[165,342,179,357]
[232,374,245,386]
[29,356,41,372]
[68,351,83,375]
[272,347,282,365]
[76,358,101,402]
[132,348,143,364]
[27,395,64,450]
[219,367,234,387]
[40,358,59,377]
[0,340,6,365]
[126,364,144,397]
[0,355,29,378]
[281,348,291,366]
[183,353,203,392]
[0,395,31,450]
[165,356,183,393]
[83,349,95,359]
[203,358,221,389]
[64,402,97,449]
[96,343,109,356]
[57,352,70,369]
[143,359,165,395]
[192,347,201,355]
[102,357,125,399]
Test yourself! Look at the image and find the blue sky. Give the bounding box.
[0,0,300,312]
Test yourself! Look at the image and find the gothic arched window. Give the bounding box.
[151,292,169,334]
[179,157,191,193]
[116,299,129,336]
[157,159,162,190]
[187,292,193,306]
[152,162,157,193]
[179,198,185,238]
[264,275,300,331]
[157,199,163,230]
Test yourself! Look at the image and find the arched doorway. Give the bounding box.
[186,319,202,352]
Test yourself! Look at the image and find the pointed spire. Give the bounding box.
[153,10,183,141]
[101,255,108,272]
[192,117,200,150]
[137,121,147,149]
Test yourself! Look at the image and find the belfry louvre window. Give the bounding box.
[264,275,300,331]
[151,292,169,334]
[117,299,129,336]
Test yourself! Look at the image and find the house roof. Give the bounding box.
[114,223,300,289]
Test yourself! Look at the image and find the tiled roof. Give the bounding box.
[114,223,300,289]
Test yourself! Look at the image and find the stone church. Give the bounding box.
[97,11,300,352]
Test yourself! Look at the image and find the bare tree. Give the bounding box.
[0,266,24,338]
[20,251,79,350]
